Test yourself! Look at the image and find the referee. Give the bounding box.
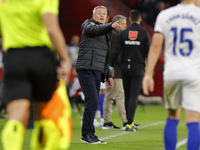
[0,0,71,150]
[111,9,150,131]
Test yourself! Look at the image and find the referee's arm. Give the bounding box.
[42,13,69,61]
[42,13,71,82]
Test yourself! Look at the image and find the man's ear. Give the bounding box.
[129,17,132,23]
[139,17,142,22]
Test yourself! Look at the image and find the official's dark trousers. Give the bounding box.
[77,70,101,136]
[121,62,144,124]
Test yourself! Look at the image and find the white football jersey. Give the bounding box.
[154,4,200,80]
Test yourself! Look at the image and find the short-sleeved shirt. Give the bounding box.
[0,0,59,50]
[154,4,200,80]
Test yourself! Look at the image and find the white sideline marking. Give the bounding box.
[99,121,165,141]
[99,132,129,140]
[176,139,187,148]
[99,121,188,149]
[140,121,165,129]
[71,121,165,143]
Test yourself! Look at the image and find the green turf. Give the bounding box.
[0,105,188,150]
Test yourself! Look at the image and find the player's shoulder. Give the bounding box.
[158,5,178,17]
[120,28,129,35]
[121,25,148,35]
[160,3,200,15]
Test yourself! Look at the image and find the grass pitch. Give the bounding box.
[0,104,188,150]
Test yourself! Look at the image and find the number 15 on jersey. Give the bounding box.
[171,27,193,56]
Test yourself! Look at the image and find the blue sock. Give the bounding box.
[164,118,179,150]
[98,94,105,119]
[187,122,200,150]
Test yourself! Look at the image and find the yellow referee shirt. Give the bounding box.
[0,0,59,51]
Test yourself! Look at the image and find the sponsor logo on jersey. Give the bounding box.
[125,41,140,45]
[128,31,138,40]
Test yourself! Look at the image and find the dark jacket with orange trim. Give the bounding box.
[111,23,150,70]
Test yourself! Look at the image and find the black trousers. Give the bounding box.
[77,70,101,136]
[121,62,144,124]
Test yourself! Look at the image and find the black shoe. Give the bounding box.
[98,140,107,144]
[81,134,100,144]
[102,122,120,130]
[93,135,107,144]
[134,123,141,129]
[81,134,107,144]
[121,125,126,130]
[122,122,141,130]
[125,123,137,132]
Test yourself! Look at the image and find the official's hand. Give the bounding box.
[111,21,120,29]
[107,78,114,88]
[142,74,154,96]
[57,60,71,84]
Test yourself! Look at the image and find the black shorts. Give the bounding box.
[3,46,59,105]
